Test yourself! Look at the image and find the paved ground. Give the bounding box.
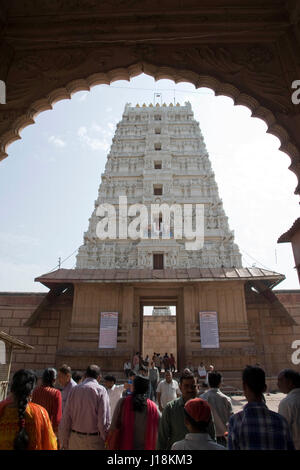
[230,392,285,413]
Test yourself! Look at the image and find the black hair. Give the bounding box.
[280,369,300,388]
[138,365,148,373]
[208,371,222,388]
[58,364,72,375]
[179,371,195,385]
[72,371,82,384]
[183,408,209,433]
[42,368,57,387]
[242,365,266,396]
[104,375,116,383]
[10,369,37,450]
[85,364,101,379]
[132,376,149,412]
[128,370,136,378]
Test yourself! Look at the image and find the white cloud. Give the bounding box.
[0,232,40,247]
[92,122,115,137]
[91,123,103,133]
[48,135,66,148]
[77,124,112,152]
[78,126,87,138]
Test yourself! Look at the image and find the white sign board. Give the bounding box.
[98,312,119,349]
[199,311,219,348]
[0,341,6,364]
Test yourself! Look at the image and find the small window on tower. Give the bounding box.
[155,128,161,134]
[154,143,161,151]
[153,253,164,269]
[153,185,163,195]
[154,115,162,121]
[159,214,163,229]
[154,161,162,169]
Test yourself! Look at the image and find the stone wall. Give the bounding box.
[184,288,300,378]
[0,288,299,387]
[275,290,300,325]
[245,288,300,376]
[0,292,69,377]
[143,315,176,361]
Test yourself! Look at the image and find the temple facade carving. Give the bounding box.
[76,102,242,270]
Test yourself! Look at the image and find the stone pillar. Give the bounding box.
[278,219,300,284]
[122,286,135,360]
[176,289,187,371]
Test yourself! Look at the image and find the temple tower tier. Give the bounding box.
[76,102,242,270]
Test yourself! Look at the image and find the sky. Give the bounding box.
[0,73,299,293]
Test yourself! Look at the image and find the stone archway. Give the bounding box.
[0,1,300,196]
[1,61,300,196]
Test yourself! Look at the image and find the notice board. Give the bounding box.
[199,311,219,348]
[98,312,119,349]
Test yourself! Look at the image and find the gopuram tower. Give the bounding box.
[76,102,242,270]
[31,101,291,380]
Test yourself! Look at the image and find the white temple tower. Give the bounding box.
[76,102,242,269]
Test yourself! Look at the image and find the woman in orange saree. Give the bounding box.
[0,369,57,450]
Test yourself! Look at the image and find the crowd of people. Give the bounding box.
[126,352,177,375]
[0,361,299,451]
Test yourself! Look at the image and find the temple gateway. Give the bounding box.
[1,102,299,388]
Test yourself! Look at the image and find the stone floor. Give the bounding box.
[230,392,285,413]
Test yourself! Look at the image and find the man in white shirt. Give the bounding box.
[104,375,125,418]
[201,370,233,447]
[157,370,181,412]
[278,368,300,450]
[123,360,131,378]
[132,352,140,372]
[59,364,110,450]
[57,364,77,412]
[197,362,207,384]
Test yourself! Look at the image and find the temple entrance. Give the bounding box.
[142,305,177,372]
[137,287,185,371]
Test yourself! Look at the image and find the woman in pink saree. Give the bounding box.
[106,375,160,450]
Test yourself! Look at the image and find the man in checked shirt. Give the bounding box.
[228,365,295,450]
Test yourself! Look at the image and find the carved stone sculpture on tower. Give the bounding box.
[76,102,242,269]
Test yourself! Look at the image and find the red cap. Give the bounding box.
[184,398,211,423]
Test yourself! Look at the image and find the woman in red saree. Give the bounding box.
[106,375,160,450]
[0,369,57,450]
[31,367,62,435]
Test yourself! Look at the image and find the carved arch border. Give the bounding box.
[0,61,299,194]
